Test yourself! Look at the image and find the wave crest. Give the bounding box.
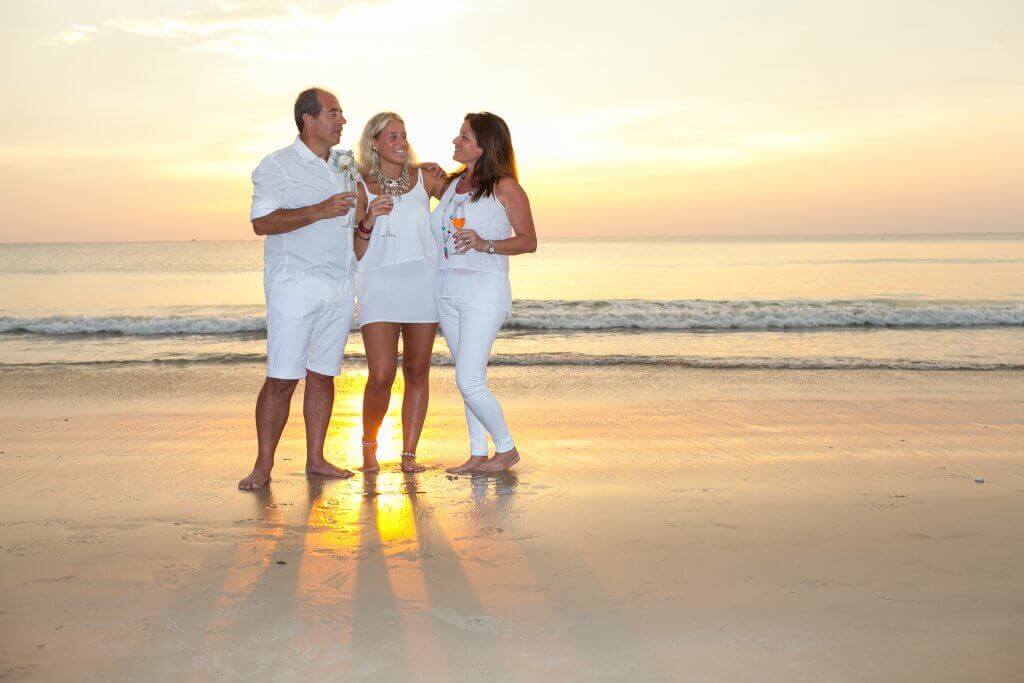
[1,299,1022,336]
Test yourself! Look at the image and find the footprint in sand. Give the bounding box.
[430,607,503,635]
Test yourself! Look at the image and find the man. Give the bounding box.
[238,88,358,490]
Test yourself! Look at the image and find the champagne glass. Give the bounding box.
[381,190,398,238]
[337,173,356,229]
[450,200,466,255]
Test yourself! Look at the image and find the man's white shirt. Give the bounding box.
[251,137,356,293]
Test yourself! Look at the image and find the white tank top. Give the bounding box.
[430,176,513,312]
[359,169,437,272]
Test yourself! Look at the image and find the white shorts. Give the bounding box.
[266,276,355,380]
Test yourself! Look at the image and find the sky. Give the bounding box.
[1,0,1022,242]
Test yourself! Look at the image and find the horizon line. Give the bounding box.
[2,231,1023,247]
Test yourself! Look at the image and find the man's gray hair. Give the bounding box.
[294,88,327,132]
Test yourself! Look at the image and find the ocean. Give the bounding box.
[1,234,1022,371]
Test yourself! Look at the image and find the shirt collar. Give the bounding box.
[291,136,327,164]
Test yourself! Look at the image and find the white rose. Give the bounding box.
[335,150,354,169]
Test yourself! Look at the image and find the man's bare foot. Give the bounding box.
[475,448,519,473]
[360,440,380,473]
[306,459,355,479]
[239,463,272,491]
[401,452,426,473]
[446,455,489,474]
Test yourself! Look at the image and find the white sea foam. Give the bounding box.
[1,299,1020,336]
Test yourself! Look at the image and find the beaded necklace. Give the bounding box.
[369,164,410,197]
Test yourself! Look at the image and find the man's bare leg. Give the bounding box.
[303,369,354,479]
[474,447,520,473]
[239,377,300,490]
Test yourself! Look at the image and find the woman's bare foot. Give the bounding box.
[305,458,355,479]
[400,452,426,473]
[446,455,489,474]
[360,440,380,473]
[475,448,519,473]
[238,462,273,490]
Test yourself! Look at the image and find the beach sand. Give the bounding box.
[1,364,1022,681]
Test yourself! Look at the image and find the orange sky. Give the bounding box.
[1,0,1022,242]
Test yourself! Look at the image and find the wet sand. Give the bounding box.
[1,364,1022,681]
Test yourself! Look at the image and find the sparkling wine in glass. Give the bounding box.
[382,190,399,238]
[337,174,356,229]
[451,200,466,255]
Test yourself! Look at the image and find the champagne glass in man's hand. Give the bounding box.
[336,174,357,228]
[320,192,357,220]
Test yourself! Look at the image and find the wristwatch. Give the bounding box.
[486,240,496,254]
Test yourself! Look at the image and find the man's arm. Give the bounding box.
[252,196,354,236]
[249,157,356,236]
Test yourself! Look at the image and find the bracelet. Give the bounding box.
[356,232,370,241]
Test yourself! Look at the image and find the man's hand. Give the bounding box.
[318,192,357,219]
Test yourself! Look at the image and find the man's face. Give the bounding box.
[305,91,346,147]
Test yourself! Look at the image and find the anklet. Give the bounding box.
[400,451,416,459]
[362,440,377,447]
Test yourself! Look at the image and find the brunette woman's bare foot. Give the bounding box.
[475,448,519,473]
[400,452,426,473]
[446,455,489,474]
[360,440,380,473]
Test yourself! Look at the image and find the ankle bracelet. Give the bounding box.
[400,451,416,459]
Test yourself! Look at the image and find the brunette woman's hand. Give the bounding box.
[454,229,486,254]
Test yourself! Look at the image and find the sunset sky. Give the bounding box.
[1,0,1022,242]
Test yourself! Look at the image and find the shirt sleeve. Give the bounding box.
[250,156,291,220]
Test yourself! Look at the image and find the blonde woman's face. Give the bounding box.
[452,121,482,165]
[375,120,409,166]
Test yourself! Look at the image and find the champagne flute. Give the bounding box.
[382,190,398,238]
[451,200,466,255]
[337,173,356,229]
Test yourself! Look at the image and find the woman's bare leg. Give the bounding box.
[360,322,400,472]
[398,322,437,472]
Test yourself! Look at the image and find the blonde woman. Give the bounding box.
[353,113,447,473]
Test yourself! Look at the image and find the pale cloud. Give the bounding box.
[43,24,99,46]
[87,0,462,56]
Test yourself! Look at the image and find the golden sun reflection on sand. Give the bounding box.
[326,369,403,470]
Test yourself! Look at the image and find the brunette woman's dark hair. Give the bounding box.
[453,112,518,201]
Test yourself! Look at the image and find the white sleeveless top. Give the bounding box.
[356,170,439,325]
[429,178,513,313]
[359,170,437,271]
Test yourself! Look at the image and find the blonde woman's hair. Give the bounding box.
[356,112,418,177]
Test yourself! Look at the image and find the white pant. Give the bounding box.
[436,296,514,456]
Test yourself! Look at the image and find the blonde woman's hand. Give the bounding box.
[417,162,446,180]
[365,195,394,222]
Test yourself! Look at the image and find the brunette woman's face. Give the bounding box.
[375,120,409,166]
[452,121,482,165]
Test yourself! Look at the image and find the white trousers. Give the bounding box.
[436,296,514,456]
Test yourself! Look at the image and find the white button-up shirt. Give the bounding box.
[251,137,355,292]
